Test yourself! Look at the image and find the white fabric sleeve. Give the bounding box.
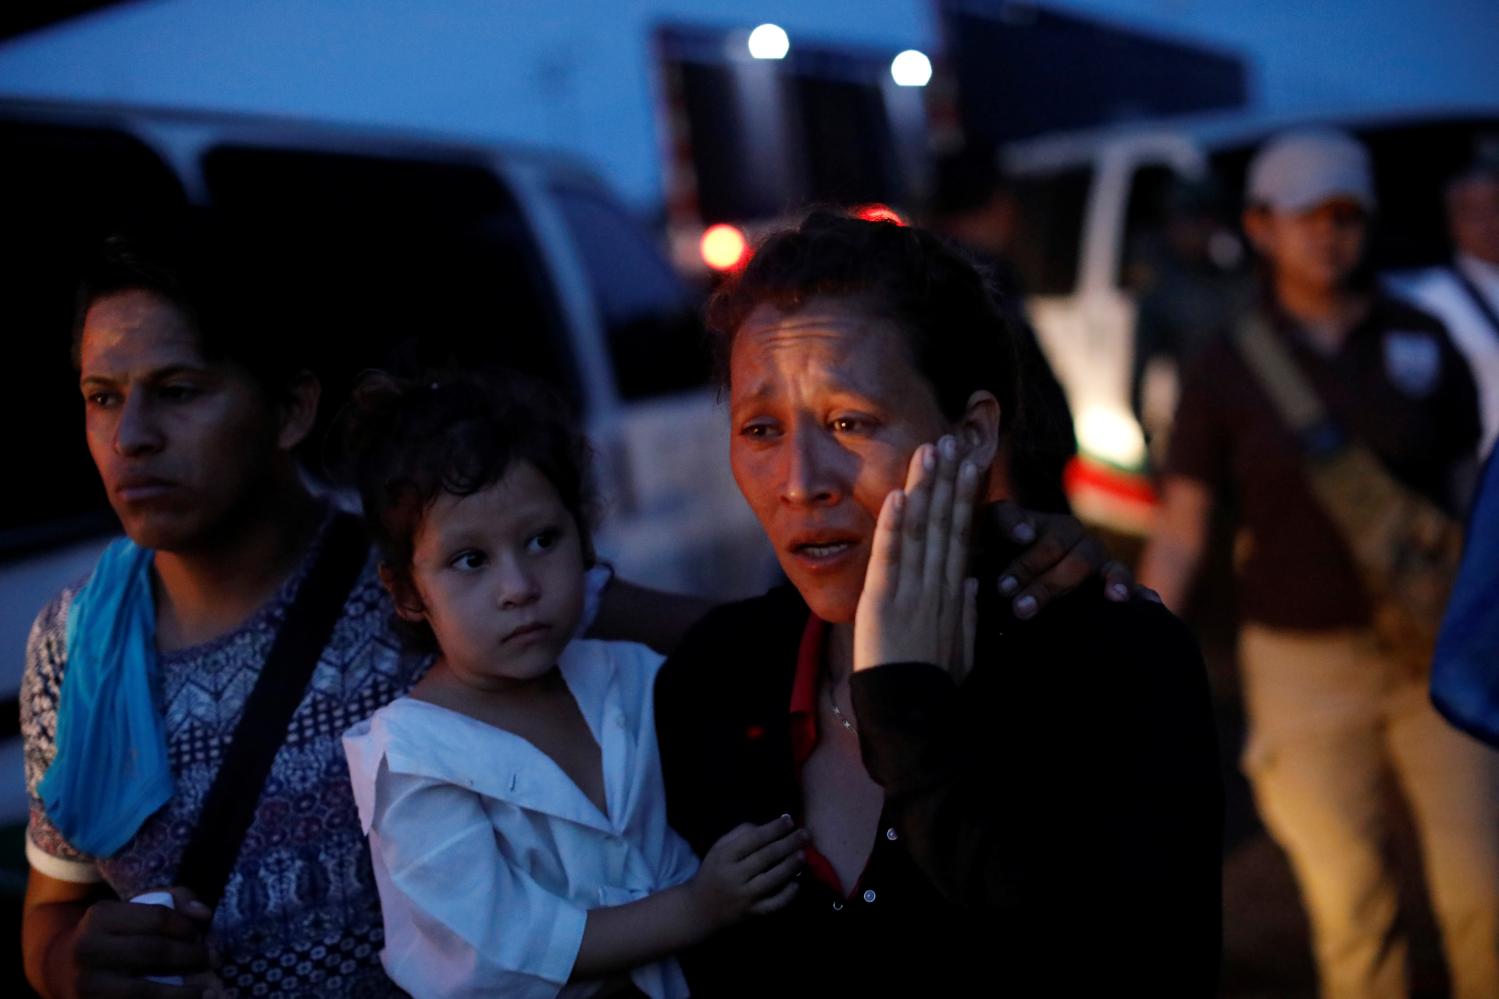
[368,766,589,999]
[656,827,700,893]
[623,643,699,892]
[21,590,103,884]
[25,837,103,883]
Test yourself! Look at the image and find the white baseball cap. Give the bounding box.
[1246,128,1375,214]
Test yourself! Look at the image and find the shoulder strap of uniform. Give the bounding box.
[1232,314,1333,444]
[1231,314,1458,583]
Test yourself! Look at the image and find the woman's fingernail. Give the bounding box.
[1109,582,1129,600]
[1014,594,1038,619]
[961,462,977,484]
[1011,521,1036,543]
[922,445,936,472]
[998,575,1018,595]
[941,435,957,459]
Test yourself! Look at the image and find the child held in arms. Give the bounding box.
[340,371,805,998]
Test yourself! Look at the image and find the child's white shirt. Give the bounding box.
[343,638,698,999]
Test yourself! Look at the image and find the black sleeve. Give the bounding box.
[850,603,1224,994]
[848,661,1027,911]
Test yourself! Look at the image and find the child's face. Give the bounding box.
[402,460,586,689]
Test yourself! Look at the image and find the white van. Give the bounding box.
[1000,107,1499,534]
[0,100,776,766]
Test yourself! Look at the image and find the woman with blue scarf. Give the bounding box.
[19,231,410,998]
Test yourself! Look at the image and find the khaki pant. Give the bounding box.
[1240,624,1499,999]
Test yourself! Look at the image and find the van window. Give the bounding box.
[201,146,583,444]
[550,186,709,399]
[675,60,793,223]
[1010,168,1091,297]
[662,36,915,224]
[0,120,186,555]
[793,74,907,208]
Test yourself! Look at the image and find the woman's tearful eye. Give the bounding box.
[739,421,780,441]
[830,415,876,435]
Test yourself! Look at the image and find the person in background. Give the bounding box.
[927,146,1078,514]
[1130,176,1253,466]
[1140,129,1499,999]
[1392,156,1499,461]
[1431,446,1499,747]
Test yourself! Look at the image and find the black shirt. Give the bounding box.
[654,578,1223,996]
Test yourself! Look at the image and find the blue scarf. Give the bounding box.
[39,538,173,857]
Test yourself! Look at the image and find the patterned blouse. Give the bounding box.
[22,520,431,997]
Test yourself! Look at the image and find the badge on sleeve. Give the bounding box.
[1383,331,1442,397]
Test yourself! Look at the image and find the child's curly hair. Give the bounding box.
[333,368,596,651]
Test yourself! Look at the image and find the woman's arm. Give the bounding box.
[986,502,1147,617]
[848,439,1217,869]
[850,614,1224,991]
[592,503,1143,658]
[1137,475,1215,612]
[22,872,212,999]
[20,597,213,999]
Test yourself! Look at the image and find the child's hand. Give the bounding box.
[688,815,807,930]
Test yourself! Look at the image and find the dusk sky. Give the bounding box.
[0,1,1493,204]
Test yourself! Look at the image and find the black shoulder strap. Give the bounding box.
[1451,264,1499,343]
[175,513,370,907]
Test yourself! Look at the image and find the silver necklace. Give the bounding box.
[826,682,857,734]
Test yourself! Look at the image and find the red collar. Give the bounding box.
[788,613,826,767]
[787,613,871,898]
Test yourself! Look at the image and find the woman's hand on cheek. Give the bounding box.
[988,504,1157,619]
[854,436,979,681]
